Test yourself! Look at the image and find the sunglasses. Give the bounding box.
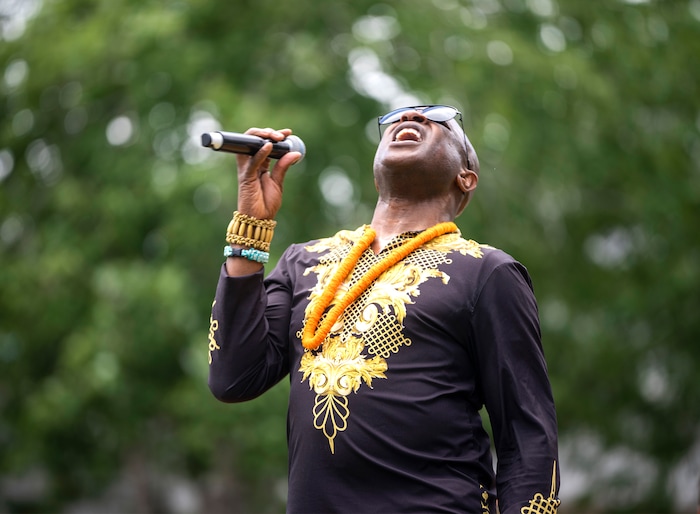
[377,105,464,137]
[377,105,472,169]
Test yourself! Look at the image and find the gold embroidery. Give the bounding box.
[299,336,387,453]
[299,228,489,452]
[520,461,560,514]
[480,484,491,514]
[363,312,412,358]
[301,222,457,350]
[208,300,220,364]
[426,236,492,259]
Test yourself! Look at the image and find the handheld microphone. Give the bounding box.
[201,131,306,161]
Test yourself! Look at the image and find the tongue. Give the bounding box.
[397,129,420,142]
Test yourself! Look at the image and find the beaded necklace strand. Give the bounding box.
[301,221,458,351]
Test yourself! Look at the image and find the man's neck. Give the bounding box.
[369,199,454,254]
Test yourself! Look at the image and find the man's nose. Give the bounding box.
[400,110,427,123]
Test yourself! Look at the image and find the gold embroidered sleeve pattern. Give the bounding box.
[207,300,220,365]
[520,461,560,514]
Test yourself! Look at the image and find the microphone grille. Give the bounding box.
[286,135,306,160]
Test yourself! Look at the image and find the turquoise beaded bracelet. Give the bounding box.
[224,245,269,264]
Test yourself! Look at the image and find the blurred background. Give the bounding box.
[1,0,699,512]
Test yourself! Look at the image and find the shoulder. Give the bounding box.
[275,226,365,267]
[432,233,534,293]
[429,232,520,268]
[303,226,366,255]
[279,226,366,264]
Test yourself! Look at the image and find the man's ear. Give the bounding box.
[456,168,478,194]
[455,168,478,216]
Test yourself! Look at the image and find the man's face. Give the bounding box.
[373,107,469,184]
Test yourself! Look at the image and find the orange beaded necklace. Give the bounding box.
[301,221,458,351]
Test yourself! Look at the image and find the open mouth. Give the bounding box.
[394,127,422,142]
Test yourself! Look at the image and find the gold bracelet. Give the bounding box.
[225,211,276,252]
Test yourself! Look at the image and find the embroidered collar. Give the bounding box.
[301,222,458,350]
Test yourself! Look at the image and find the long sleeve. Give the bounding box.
[207,261,292,403]
[470,261,560,513]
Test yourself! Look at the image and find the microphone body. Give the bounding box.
[201,131,305,161]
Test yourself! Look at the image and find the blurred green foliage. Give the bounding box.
[1,0,699,512]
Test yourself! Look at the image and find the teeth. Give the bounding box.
[395,128,421,142]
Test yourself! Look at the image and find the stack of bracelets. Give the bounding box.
[224,211,276,264]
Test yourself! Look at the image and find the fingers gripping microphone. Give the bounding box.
[201,131,306,161]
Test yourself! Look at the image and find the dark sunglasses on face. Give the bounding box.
[377,105,464,137]
[377,105,473,170]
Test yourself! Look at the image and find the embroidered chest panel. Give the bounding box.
[297,227,488,453]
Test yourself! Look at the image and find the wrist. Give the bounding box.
[223,245,269,264]
[225,211,276,252]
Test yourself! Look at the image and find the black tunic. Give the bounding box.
[208,226,560,514]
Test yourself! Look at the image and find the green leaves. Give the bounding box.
[1,0,699,511]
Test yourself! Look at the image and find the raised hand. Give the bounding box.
[235,127,302,221]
